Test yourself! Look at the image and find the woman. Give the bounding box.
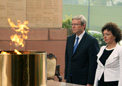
[94,22,122,86]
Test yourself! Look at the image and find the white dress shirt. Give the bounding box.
[74,31,85,46]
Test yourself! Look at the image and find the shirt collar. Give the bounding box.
[76,31,85,40]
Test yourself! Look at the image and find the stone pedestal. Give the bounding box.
[0,29,67,82]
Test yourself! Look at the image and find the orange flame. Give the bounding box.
[1,51,10,54]
[1,50,21,54]
[8,18,29,47]
[14,49,21,54]
[0,18,29,55]
[10,34,24,47]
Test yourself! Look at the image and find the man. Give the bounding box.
[64,15,99,86]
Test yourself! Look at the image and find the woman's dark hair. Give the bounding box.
[101,22,122,43]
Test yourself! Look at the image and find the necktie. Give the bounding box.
[73,37,79,54]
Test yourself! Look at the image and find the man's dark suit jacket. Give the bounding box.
[65,32,99,85]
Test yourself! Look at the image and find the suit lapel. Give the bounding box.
[105,44,119,66]
[97,46,105,67]
[70,35,76,57]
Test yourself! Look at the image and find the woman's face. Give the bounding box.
[103,29,116,44]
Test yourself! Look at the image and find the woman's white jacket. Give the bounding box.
[94,43,122,86]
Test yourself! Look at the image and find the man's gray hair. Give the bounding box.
[72,15,87,25]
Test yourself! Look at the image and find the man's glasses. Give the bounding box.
[71,24,81,26]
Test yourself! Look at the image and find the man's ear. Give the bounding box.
[82,24,86,30]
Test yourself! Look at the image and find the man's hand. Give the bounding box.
[86,84,93,86]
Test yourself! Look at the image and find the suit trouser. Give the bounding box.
[70,75,86,86]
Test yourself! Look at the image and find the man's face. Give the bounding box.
[72,19,85,36]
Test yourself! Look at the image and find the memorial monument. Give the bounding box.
[0,0,66,83]
[0,0,62,28]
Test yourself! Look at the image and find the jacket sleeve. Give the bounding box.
[93,46,105,86]
[118,47,122,86]
[64,38,69,79]
[87,38,100,85]
[93,62,101,86]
